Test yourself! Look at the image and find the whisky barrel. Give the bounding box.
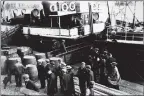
[23,56,37,66]
[1,56,7,75]
[35,53,46,60]
[26,64,38,81]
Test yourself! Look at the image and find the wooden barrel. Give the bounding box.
[26,64,38,81]
[1,56,7,75]
[35,53,46,60]
[23,56,37,66]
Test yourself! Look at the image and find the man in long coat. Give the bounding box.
[61,66,75,96]
[77,62,87,96]
[47,70,57,96]
[37,59,47,89]
[85,65,94,88]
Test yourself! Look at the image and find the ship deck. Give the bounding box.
[107,39,144,45]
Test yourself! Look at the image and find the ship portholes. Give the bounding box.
[31,9,39,18]
[93,12,99,21]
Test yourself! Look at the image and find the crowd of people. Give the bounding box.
[78,46,121,96]
[3,45,121,96]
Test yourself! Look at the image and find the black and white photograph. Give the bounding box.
[1,1,144,95]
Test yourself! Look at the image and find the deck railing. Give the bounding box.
[106,27,144,44]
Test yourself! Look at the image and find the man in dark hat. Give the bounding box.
[99,54,108,86]
[37,59,47,89]
[77,62,87,96]
[92,48,100,83]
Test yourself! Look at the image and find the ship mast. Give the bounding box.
[88,2,93,34]
[124,1,127,40]
[1,1,5,20]
[107,1,111,26]
[132,1,136,29]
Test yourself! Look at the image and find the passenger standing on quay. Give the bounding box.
[86,65,94,88]
[66,65,75,96]
[47,70,57,96]
[99,54,108,86]
[61,67,74,96]
[107,61,121,90]
[77,62,87,96]
[37,59,47,89]
[92,48,101,83]
[52,59,66,92]
[45,59,51,76]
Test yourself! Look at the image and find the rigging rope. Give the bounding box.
[114,1,140,24]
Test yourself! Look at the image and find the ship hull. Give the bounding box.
[94,41,144,82]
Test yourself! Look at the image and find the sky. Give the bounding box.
[1,1,143,23]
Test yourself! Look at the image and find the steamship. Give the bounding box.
[1,1,109,50]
